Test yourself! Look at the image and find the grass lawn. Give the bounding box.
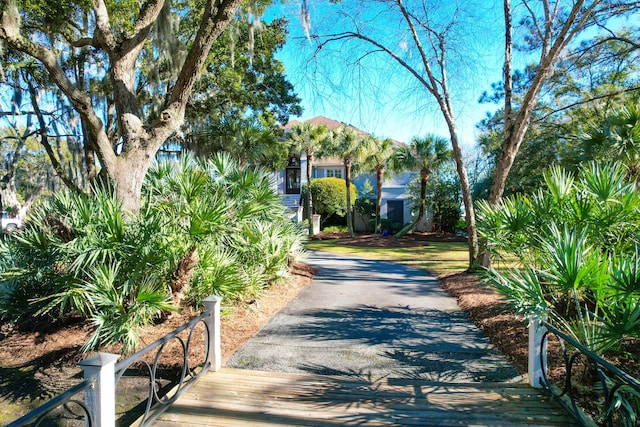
[304,239,469,276]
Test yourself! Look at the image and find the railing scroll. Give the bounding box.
[529,319,640,427]
[7,379,96,427]
[7,294,222,427]
[115,295,221,426]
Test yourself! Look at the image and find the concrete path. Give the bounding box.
[227,252,519,382]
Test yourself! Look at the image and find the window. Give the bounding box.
[326,168,343,179]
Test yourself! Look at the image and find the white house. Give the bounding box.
[278,116,421,231]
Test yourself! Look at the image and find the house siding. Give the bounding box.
[280,116,425,231]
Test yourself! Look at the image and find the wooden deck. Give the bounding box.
[152,368,576,426]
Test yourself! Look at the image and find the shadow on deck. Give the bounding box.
[152,367,577,426]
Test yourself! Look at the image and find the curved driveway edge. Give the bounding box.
[227,251,519,382]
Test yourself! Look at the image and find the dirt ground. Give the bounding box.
[1,231,637,422]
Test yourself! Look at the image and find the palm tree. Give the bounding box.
[583,103,640,183]
[210,116,286,170]
[287,122,331,236]
[390,134,451,238]
[363,137,396,234]
[324,126,373,237]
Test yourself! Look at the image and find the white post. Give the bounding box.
[528,319,547,388]
[312,214,321,234]
[78,352,120,427]
[203,295,222,372]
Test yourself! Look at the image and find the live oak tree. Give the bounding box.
[1,52,90,208]
[0,0,243,213]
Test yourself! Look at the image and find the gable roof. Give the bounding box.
[283,115,406,146]
[283,116,370,137]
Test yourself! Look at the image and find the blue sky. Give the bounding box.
[265,1,506,147]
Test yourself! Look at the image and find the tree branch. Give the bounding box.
[69,37,94,48]
[0,110,54,117]
[25,77,84,195]
[121,0,166,56]
[503,0,513,141]
[535,85,640,123]
[92,0,116,52]
[0,0,117,170]
[169,0,242,109]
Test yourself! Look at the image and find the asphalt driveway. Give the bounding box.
[227,251,519,382]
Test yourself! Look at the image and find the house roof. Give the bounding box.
[283,116,371,137]
[283,116,408,147]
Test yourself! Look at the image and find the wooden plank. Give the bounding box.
[173,393,571,421]
[190,386,567,414]
[152,368,578,427]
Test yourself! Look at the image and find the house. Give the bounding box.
[278,116,419,231]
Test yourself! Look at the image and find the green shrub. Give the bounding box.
[0,153,306,353]
[380,219,403,233]
[433,203,461,233]
[478,162,640,354]
[322,225,348,233]
[306,177,357,221]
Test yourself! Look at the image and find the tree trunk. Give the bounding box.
[443,115,480,270]
[418,171,427,224]
[375,166,383,234]
[345,161,355,238]
[82,120,98,182]
[111,151,156,214]
[171,245,199,306]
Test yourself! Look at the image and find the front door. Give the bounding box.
[386,200,404,224]
[286,156,301,194]
[286,168,301,194]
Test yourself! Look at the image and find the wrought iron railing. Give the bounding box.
[7,379,95,427]
[538,320,640,427]
[7,295,221,427]
[115,303,216,427]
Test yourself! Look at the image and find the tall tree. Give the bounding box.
[324,126,371,238]
[184,14,302,154]
[491,0,639,204]
[295,0,639,269]
[477,33,640,198]
[301,0,483,268]
[1,50,88,199]
[287,121,331,236]
[363,137,395,234]
[389,134,451,238]
[0,0,243,213]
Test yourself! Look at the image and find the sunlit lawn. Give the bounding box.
[304,239,469,276]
